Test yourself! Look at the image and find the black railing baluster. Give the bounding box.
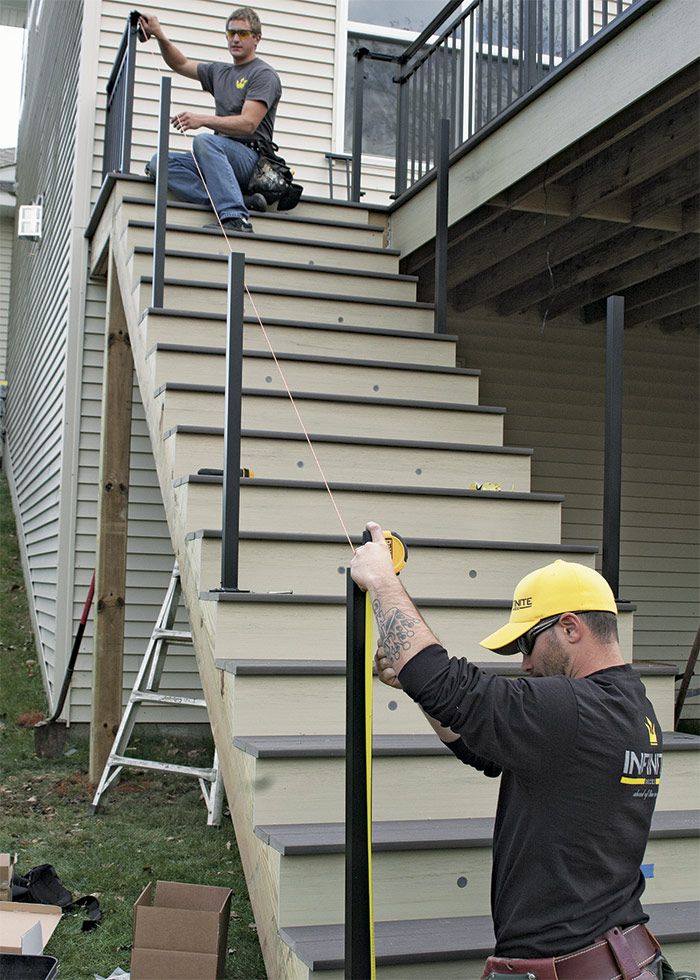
[152,76,171,310]
[486,0,494,122]
[562,0,568,59]
[351,47,368,203]
[435,119,450,335]
[458,18,466,142]
[468,12,475,136]
[497,0,503,113]
[549,0,555,67]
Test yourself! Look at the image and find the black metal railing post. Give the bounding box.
[220,253,246,592]
[395,71,410,198]
[351,47,369,203]
[434,118,450,334]
[345,568,372,980]
[602,295,624,598]
[152,75,171,309]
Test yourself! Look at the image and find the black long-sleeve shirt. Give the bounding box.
[399,645,662,957]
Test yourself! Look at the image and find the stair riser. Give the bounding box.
[167,431,528,490]
[135,281,434,331]
[129,251,417,302]
[124,222,400,273]
[204,601,634,665]
[121,200,386,246]
[189,537,591,599]
[157,391,504,444]
[176,483,561,543]
[141,315,457,366]
[241,750,698,825]
[148,350,479,405]
[275,834,698,928]
[223,670,673,735]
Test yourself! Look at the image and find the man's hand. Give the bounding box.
[375,645,403,690]
[138,13,165,42]
[350,522,396,592]
[171,111,206,133]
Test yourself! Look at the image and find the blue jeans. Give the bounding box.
[149,133,258,220]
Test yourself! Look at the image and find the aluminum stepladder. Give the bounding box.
[90,562,224,825]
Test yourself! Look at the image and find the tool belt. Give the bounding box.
[482,922,661,980]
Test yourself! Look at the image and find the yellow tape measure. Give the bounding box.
[361,530,407,980]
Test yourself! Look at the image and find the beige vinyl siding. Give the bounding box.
[92,0,347,202]
[0,213,12,381]
[454,312,700,718]
[68,279,203,725]
[5,0,83,698]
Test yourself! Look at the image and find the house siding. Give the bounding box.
[5,0,84,698]
[455,313,700,719]
[0,212,13,381]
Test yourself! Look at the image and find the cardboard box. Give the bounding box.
[0,901,62,955]
[130,880,232,980]
[0,854,17,902]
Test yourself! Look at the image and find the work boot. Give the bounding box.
[244,192,267,212]
[204,216,254,234]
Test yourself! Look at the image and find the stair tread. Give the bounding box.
[138,275,433,309]
[156,382,505,413]
[216,658,675,678]
[148,342,480,376]
[140,307,458,342]
[279,902,700,969]
[235,730,694,758]
[127,218,401,255]
[257,808,700,854]
[132,245,417,283]
[187,530,594,550]
[168,426,532,455]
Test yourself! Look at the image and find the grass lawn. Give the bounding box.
[0,471,266,979]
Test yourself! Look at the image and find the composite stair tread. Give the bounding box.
[279,902,700,970]
[137,275,434,309]
[175,472,562,501]
[256,808,700,854]
[140,307,458,343]
[216,659,673,678]
[156,382,505,413]
[147,342,481,377]
[132,245,418,284]
[127,218,402,256]
[233,730,695,758]
[186,529,594,550]
[168,425,531,455]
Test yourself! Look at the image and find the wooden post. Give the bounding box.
[89,253,134,782]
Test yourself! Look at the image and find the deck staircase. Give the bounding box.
[88,177,700,979]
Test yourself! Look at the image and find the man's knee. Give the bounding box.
[192,132,219,158]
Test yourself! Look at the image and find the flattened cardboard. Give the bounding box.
[0,902,62,955]
[131,880,232,980]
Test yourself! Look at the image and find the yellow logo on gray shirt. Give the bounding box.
[236,78,248,89]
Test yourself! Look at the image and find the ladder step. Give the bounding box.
[108,754,217,781]
[153,627,192,642]
[131,691,207,707]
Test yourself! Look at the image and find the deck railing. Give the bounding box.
[102,10,141,179]
[351,0,643,201]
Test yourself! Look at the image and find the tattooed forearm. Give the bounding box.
[372,599,419,664]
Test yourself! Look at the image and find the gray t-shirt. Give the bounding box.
[197,57,282,143]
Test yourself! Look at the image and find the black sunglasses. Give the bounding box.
[515,614,562,657]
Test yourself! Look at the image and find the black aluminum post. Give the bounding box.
[351,48,369,203]
[522,0,538,92]
[345,569,371,980]
[395,72,410,198]
[152,75,171,309]
[220,252,246,592]
[435,118,450,335]
[602,295,624,598]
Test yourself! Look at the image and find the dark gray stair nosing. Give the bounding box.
[166,425,531,456]
[137,275,434,310]
[215,658,675,679]
[256,808,699,855]
[139,307,458,343]
[132,244,418,284]
[156,382,506,414]
[127,218,401,255]
[233,731,697,759]
[186,529,595,553]
[148,342,480,377]
[121,193,389,231]
[202,594,636,613]
[279,902,700,970]
[175,472,562,503]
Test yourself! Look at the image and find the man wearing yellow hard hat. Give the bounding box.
[351,523,671,980]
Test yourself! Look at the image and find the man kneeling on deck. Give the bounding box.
[351,524,675,980]
[139,6,281,234]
